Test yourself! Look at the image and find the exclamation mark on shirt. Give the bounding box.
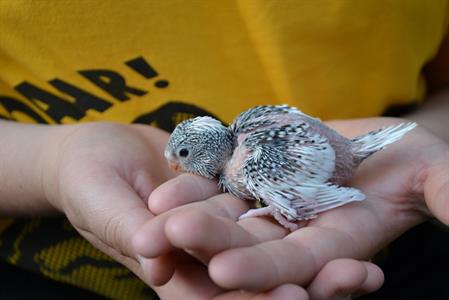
[125,57,169,89]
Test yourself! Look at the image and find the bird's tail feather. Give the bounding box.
[351,122,417,160]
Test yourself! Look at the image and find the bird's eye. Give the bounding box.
[179,148,189,157]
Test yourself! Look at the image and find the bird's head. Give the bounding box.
[165,116,234,179]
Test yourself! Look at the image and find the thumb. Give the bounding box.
[148,173,220,214]
[69,170,154,260]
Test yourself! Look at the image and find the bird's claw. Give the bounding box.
[238,206,303,231]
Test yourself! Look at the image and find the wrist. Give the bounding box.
[0,122,64,215]
[39,124,82,213]
[405,89,449,144]
[26,124,69,214]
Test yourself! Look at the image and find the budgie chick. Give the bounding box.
[165,105,417,231]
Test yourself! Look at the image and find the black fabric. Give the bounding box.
[0,260,106,300]
[362,221,449,300]
[2,222,447,300]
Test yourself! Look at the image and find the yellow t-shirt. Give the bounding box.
[0,1,447,299]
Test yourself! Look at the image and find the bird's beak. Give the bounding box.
[169,162,180,172]
[165,151,183,173]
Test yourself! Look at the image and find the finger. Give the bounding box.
[209,239,315,291]
[138,254,177,287]
[148,173,220,214]
[165,210,286,262]
[354,261,384,297]
[133,193,249,258]
[132,169,160,202]
[153,262,224,300]
[423,158,449,225]
[212,284,309,300]
[209,227,358,291]
[74,171,154,259]
[164,209,288,263]
[307,259,365,300]
[253,284,309,300]
[71,172,157,285]
[307,259,382,300]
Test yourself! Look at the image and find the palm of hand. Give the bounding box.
[306,118,435,259]
[42,123,172,280]
[135,117,448,295]
[41,123,299,299]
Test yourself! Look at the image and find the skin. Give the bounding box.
[134,111,448,298]
[133,34,449,299]
[2,95,445,300]
[2,26,447,300]
[0,120,381,299]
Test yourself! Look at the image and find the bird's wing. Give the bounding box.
[241,123,365,220]
[231,105,304,135]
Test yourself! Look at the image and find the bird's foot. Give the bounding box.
[272,210,301,231]
[238,206,304,231]
[238,206,275,220]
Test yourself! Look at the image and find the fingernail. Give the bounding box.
[137,255,145,265]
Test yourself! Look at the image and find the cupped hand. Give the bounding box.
[41,123,173,278]
[38,122,321,299]
[134,174,384,299]
[133,117,448,297]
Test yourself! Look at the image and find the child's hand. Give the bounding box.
[134,174,383,299]
[39,123,173,282]
[134,117,448,297]
[37,122,327,299]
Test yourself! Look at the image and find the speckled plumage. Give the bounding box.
[165,105,417,230]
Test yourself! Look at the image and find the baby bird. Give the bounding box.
[165,105,416,230]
